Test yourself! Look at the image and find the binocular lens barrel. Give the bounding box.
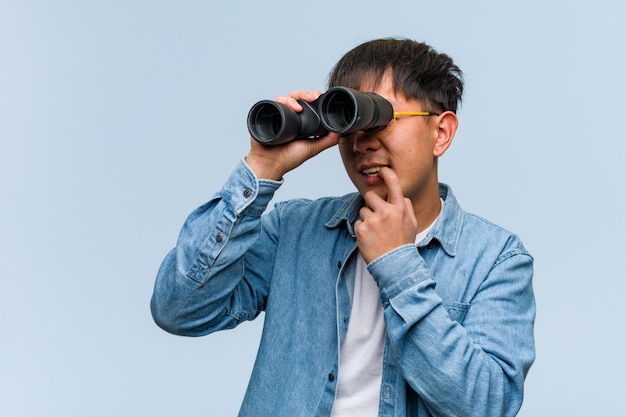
[247,87,394,145]
[318,90,356,133]
[247,100,300,145]
[319,87,394,134]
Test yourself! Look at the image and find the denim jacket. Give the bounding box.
[151,159,536,417]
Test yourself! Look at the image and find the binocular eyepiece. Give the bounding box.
[247,87,394,145]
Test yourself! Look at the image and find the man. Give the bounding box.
[151,38,536,416]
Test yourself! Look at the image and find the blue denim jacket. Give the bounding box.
[151,159,536,417]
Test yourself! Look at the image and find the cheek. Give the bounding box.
[394,149,432,183]
[398,139,433,164]
[338,142,354,163]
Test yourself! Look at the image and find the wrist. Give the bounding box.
[244,153,286,181]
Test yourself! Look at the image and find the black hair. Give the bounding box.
[328,38,464,113]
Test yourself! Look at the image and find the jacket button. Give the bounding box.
[328,373,335,382]
[243,188,252,198]
[215,233,223,242]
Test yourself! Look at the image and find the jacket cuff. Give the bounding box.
[367,244,433,303]
[219,158,283,217]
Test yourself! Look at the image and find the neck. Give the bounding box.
[412,180,442,233]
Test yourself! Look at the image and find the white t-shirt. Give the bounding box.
[331,207,441,417]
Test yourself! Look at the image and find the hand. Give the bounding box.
[245,90,341,181]
[354,167,418,264]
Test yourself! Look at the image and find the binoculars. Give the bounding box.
[247,87,394,145]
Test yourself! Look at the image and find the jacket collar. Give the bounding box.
[324,183,462,257]
[324,192,363,238]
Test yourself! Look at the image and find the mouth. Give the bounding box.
[360,166,384,176]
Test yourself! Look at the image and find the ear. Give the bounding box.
[432,111,458,157]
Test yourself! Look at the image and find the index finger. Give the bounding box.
[377,167,405,205]
[275,90,322,111]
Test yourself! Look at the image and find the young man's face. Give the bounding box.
[338,76,446,211]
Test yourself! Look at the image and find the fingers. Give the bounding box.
[303,131,342,158]
[275,90,322,111]
[377,167,404,205]
[361,167,404,213]
[356,168,418,263]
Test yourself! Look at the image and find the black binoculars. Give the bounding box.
[247,87,394,145]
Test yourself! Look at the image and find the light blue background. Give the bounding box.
[1,1,624,416]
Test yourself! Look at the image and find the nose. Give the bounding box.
[350,131,382,154]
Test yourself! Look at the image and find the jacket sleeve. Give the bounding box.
[150,159,283,336]
[368,243,535,417]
